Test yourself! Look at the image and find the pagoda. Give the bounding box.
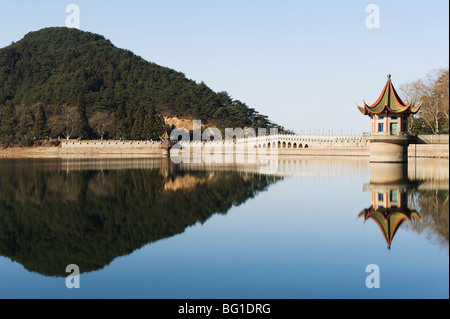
[160,131,174,157]
[357,75,422,162]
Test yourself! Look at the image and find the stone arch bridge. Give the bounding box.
[235,134,369,149]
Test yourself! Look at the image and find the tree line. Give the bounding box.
[0,94,168,145]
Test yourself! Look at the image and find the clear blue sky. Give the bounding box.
[0,0,448,133]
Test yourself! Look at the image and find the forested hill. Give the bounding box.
[0,27,285,144]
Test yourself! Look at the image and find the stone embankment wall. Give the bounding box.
[61,140,161,155]
[416,135,449,144]
[59,134,449,158]
[408,135,449,158]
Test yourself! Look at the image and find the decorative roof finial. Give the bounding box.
[387,74,391,80]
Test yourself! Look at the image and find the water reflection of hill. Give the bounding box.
[0,156,447,276]
[0,159,281,277]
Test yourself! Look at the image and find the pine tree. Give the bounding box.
[141,106,166,140]
[75,94,90,139]
[130,104,146,140]
[153,113,166,138]
[0,103,15,138]
[113,103,129,139]
[141,108,154,140]
[49,104,63,137]
[32,103,47,139]
[15,105,34,139]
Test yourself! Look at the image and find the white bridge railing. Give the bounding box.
[235,133,370,148]
[62,133,370,149]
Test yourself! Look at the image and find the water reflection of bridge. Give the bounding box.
[53,157,449,183]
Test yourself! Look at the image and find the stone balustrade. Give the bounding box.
[62,140,160,148]
[62,133,371,149]
[235,133,370,148]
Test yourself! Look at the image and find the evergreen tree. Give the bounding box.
[32,103,47,139]
[141,106,166,140]
[0,103,15,138]
[75,94,90,139]
[15,104,34,140]
[113,103,129,139]
[130,104,146,140]
[49,104,63,137]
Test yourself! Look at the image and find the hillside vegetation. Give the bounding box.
[0,27,285,145]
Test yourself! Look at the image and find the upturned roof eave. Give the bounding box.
[357,75,423,116]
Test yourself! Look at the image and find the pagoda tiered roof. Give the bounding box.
[357,75,422,116]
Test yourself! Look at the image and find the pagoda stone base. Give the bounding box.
[369,135,415,163]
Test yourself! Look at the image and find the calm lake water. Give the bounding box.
[0,156,448,299]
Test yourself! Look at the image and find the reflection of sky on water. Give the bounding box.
[0,157,448,299]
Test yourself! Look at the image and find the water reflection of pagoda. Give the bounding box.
[160,156,175,179]
[358,163,422,250]
[358,183,421,250]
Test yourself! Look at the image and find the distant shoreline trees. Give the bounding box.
[0,101,169,145]
[398,66,449,135]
